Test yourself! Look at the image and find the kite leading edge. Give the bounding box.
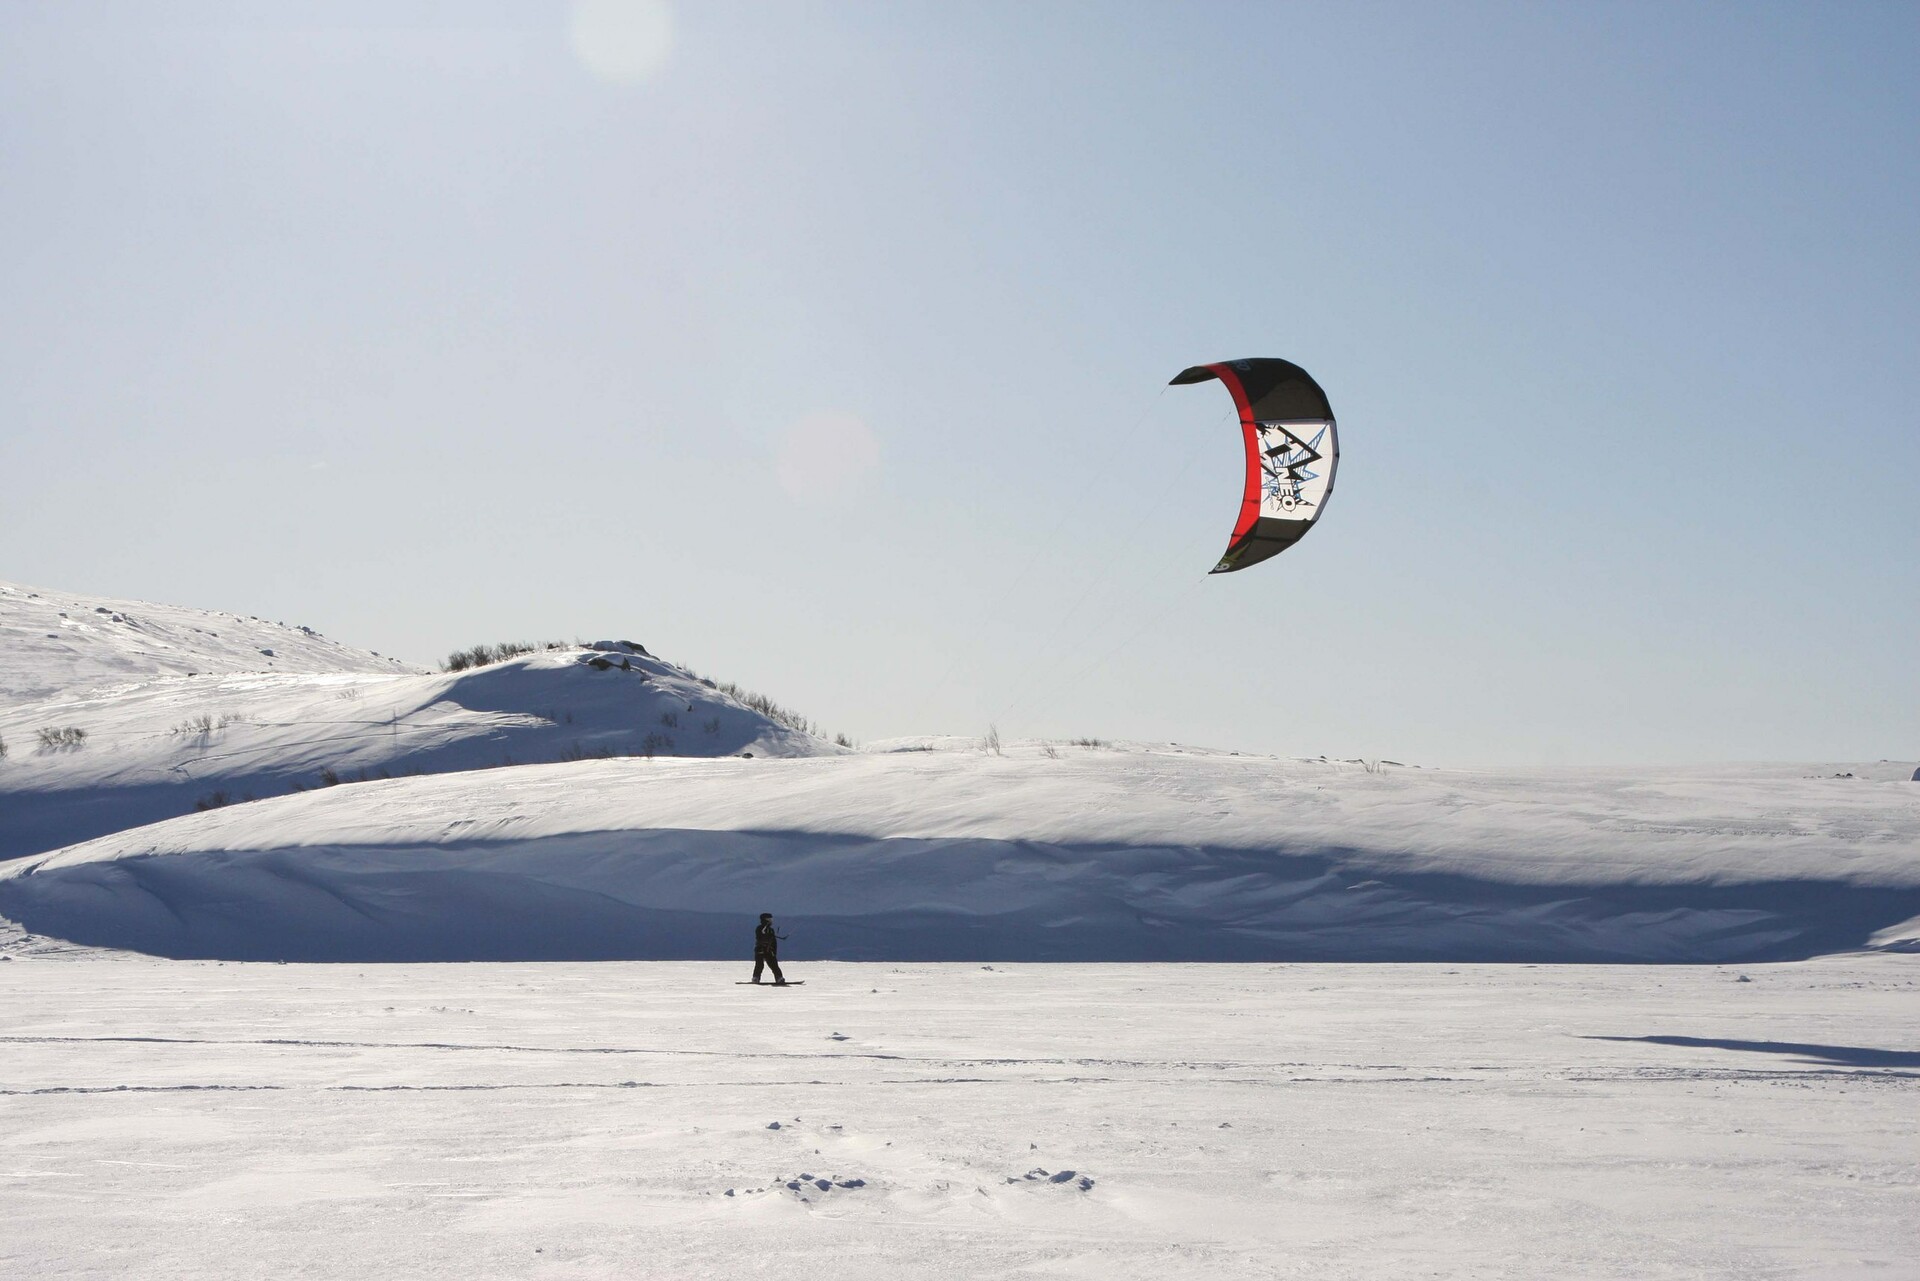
[1170,357,1339,574]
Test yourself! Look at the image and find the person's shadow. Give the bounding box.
[1586,1035,1920,1068]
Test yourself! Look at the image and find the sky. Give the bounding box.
[2,0,1915,766]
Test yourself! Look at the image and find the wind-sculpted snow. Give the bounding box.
[0,646,841,860]
[4,747,1916,963]
[4,958,1915,1277]
[0,579,414,700]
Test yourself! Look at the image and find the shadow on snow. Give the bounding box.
[1585,1035,1920,1068]
[5,828,1919,964]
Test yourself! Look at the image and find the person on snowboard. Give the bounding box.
[752,912,787,985]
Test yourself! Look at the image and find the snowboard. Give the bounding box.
[735,981,805,986]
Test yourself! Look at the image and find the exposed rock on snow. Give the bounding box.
[1008,1168,1094,1190]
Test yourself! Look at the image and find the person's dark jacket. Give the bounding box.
[755,921,780,956]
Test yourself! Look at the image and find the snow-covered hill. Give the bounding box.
[5,581,1915,965]
[0,581,843,859]
[5,742,1916,963]
[0,646,842,860]
[0,580,414,700]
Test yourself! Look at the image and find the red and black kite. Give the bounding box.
[1172,357,1339,574]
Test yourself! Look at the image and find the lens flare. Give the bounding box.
[568,0,674,84]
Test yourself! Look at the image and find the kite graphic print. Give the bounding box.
[1167,357,1340,574]
[1257,420,1328,517]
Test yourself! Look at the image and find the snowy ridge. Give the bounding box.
[0,579,414,700]
[0,583,844,859]
[4,743,1916,963]
[0,646,842,860]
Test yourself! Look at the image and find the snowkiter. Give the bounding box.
[752,913,787,985]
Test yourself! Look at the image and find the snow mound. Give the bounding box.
[0,579,413,701]
[0,646,842,860]
[4,747,1916,963]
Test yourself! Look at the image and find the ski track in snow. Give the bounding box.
[1,956,1916,1279]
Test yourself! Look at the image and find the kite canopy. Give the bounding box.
[1171,357,1339,574]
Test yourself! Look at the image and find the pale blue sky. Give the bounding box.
[3,1,1915,765]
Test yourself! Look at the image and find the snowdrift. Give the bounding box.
[4,745,1916,963]
[0,582,843,859]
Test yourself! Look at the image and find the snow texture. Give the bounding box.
[5,742,1916,963]
[0,580,841,860]
[3,581,1917,1277]
[3,579,1916,963]
[0,579,415,700]
[1,952,1915,1279]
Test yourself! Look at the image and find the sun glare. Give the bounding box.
[568,0,675,85]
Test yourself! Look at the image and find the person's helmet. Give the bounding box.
[759,912,772,920]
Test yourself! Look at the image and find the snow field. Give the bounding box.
[1,955,1915,1279]
[6,580,1916,966]
[6,745,1918,963]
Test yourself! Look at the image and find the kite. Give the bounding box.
[1171,357,1339,574]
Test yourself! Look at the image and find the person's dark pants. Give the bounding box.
[753,952,785,984]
